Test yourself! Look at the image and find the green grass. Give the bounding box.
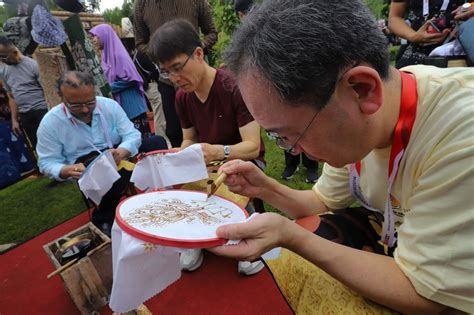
[0,176,86,245]
[389,45,400,66]
[262,133,318,191]
[260,131,322,214]
[0,133,316,246]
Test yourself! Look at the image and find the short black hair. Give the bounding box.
[0,36,14,48]
[149,19,202,64]
[225,0,390,109]
[56,71,95,96]
[235,0,254,13]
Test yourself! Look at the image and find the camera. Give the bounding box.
[427,17,448,33]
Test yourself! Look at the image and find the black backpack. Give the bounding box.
[133,50,161,89]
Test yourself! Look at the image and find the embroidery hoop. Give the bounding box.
[134,149,183,190]
[116,190,249,248]
[136,149,179,161]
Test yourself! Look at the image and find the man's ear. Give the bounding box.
[341,66,384,115]
[195,47,205,61]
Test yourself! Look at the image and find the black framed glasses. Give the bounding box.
[159,49,195,80]
[65,99,97,111]
[266,110,320,154]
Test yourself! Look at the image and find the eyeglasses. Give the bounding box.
[65,99,97,111]
[266,110,320,154]
[265,62,361,154]
[159,50,194,80]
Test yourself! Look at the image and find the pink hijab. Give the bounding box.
[89,24,144,95]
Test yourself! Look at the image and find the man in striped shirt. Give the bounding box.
[133,0,218,148]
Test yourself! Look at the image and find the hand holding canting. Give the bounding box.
[218,159,271,198]
[200,143,221,164]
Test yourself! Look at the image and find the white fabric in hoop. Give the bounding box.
[110,190,250,312]
[130,144,208,191]
[116,190,248,243]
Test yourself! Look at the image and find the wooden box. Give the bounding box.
[43,223,112,315]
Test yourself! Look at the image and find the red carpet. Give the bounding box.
[0,211,293,314]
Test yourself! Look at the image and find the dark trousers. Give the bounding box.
[91,168,132,225]
[76,135,168,226]
[315,207,394,256]
[284,151,318,170]
[131,112,152,139]
[158,82,183,148]
[19,108,48,148]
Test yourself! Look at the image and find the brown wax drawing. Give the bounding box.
[124,198,233,227]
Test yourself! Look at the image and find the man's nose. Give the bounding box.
[289,144,303,156]
[81,105,91,114]
[169,73,180,84]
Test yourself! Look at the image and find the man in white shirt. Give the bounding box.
[37,71,166,236]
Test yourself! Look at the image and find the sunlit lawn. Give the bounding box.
[0,176,85,246]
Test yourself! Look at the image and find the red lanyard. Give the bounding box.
[349,71,418,247]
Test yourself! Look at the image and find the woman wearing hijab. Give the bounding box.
[89,24,151,138]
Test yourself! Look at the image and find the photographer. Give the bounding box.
[388,0,466,68]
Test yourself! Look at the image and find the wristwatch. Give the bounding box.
[223,145,231,160]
